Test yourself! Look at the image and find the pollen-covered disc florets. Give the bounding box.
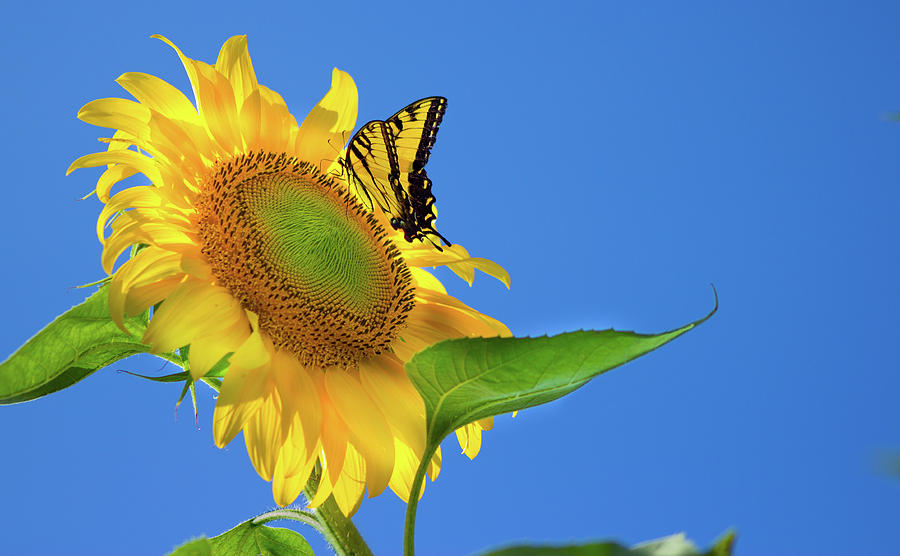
[196,151,415,367]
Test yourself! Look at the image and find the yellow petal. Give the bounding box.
[271,353,322,460]
[230,313,272,368]
[390,327,443,363]
[257,85,300,154]
[447,256,511,289]
[244,382,282,481]
[319,388,349,488]
[97,186,169,242]
[387,441,443,502]
[78,98,151,141]
[116,71,201,125]
[94,164,138,202]
[147,109,209,177]
[407,301,505,340]
[428,445,441,481]
[455,421,484,460]
[406,303,473,338]
[188,318,251,380]
[405,243,511,288]
[179,250,211,279]
[152,34,240,154]
[192,61,242,154]
[296,68,358,170]
[409,267,447,294]
[309,464,335,508]
[123,277,183,318]
[324,370,394,498]
[415,287,512,337]
[102,218,196,274]
[215,35,258,109]
[388,440,425,502]
[359,354,426,457]
[67,150,163,188]
[142,280,244,353]
[272,448,318,507]
[108,247,184,330]
[394,322,451,358]
[238,89,263,151]
[212,330,272,447]
[332,444,366,516]
[152,35,201,106]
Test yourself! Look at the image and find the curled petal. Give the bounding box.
[67,150,163,189]
[116,71,202,125]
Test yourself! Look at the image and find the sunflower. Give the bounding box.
[67,36,510,516]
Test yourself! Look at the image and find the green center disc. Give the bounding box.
[197,153,414,368]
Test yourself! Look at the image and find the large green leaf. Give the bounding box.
[207,519,313,556]
[480,531,735,556]
[406,296,717,453]
[403,296,717,555]
[0,286,151,404]
[169,522,313,556]
[170,506,368,556]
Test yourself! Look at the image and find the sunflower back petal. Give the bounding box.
[216,35,259,109]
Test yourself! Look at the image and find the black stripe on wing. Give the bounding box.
[386,96,447,173]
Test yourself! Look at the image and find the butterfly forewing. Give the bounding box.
[386,97,447,173]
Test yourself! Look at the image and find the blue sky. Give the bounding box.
[2,2,899,555]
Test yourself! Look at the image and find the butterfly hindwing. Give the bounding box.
[343,96,450,249]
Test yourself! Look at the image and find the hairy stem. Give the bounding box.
[303,468,374,556]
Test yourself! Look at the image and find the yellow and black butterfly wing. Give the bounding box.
[386,96,447,175]
[343,120,402,216]
[385,97,450,247]
[343,96,450,249]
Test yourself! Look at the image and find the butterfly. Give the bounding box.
[340,96,451,250]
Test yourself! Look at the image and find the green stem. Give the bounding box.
[303,468,374,556]
[252,508,322,532]
[402,444,436,556]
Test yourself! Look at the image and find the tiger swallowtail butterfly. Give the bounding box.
[340,96,451,250]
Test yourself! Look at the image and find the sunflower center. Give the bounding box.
[196,152,414,368]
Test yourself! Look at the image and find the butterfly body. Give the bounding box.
[341,96,450,249]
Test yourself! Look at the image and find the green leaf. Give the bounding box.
[168,537,213,556]
[403,294,717,555]
[406,294,717,455]
[0,286,151,404]
[205,352,233,378]
[480,531,735,556]
[118,369,190,383]
[208,519,314,556]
